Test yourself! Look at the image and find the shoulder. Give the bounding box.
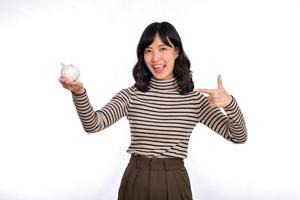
[121,85,138,94]
[183,90,209,104]
[184,90,206,99]
[114,85,138,99]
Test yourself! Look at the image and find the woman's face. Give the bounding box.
[144,33,179,80]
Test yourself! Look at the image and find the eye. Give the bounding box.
[160,47,168,52]
[144,49,152,54]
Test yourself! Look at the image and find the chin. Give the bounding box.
[154,75,172,80]
[150,69,174,80]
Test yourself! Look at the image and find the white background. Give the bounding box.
[0,0,300,199]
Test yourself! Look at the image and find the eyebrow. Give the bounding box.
[146,44,172,49]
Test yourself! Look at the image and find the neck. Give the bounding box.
[149,77,179,91]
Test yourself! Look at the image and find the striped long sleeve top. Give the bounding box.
[72,78,247,159]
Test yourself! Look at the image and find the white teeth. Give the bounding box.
[153,64,164,68]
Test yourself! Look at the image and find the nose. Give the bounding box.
[151,50,161,63]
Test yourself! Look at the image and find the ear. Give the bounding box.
[175,47,180,58]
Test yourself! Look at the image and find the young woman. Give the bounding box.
[59,21,247,200]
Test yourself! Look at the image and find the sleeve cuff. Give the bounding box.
[71,88,86,97]
[224,95,236,110]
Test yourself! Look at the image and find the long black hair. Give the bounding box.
[132,22,194,95]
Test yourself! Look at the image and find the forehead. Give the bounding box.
[147,33,173,48]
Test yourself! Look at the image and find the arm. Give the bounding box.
[72,88,130,133]
[197,94,247,143]
[197,75,247,143]
[58,75,130,133]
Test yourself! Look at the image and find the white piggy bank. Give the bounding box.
[60,63,80,81]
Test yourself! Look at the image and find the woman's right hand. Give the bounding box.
[58,76,85,95]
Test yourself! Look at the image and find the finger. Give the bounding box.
[214,99,223,107]
[209,102,217,108]
[207,96,212,103]
[210,92,218,99]
[59,76,68,83]
[209,95,218,104]
[59,77,68,85]
[61,78,69,85]
[59,76,69,83]
[197,88,213,94]
[71,80,81,86]
[61,78,73,86]
[217,74,224,89]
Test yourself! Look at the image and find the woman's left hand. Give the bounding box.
[197,75,232,108]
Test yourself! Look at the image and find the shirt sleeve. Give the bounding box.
[72,88,131,133]
[197,94,247,143]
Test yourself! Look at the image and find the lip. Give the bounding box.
[152,64,165,74]
[152,64,165,68]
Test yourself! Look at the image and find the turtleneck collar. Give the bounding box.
[148,77,179,91]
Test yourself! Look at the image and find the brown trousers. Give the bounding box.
[118,154,193,200]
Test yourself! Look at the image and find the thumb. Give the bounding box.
[217,74,224,89]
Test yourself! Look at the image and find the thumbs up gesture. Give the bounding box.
[197,75,233,108]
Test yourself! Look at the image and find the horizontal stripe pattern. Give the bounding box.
[72,78,247,159]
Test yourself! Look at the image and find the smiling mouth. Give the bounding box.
[152,64,165,73]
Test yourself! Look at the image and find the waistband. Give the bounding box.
[129,154,184,171]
